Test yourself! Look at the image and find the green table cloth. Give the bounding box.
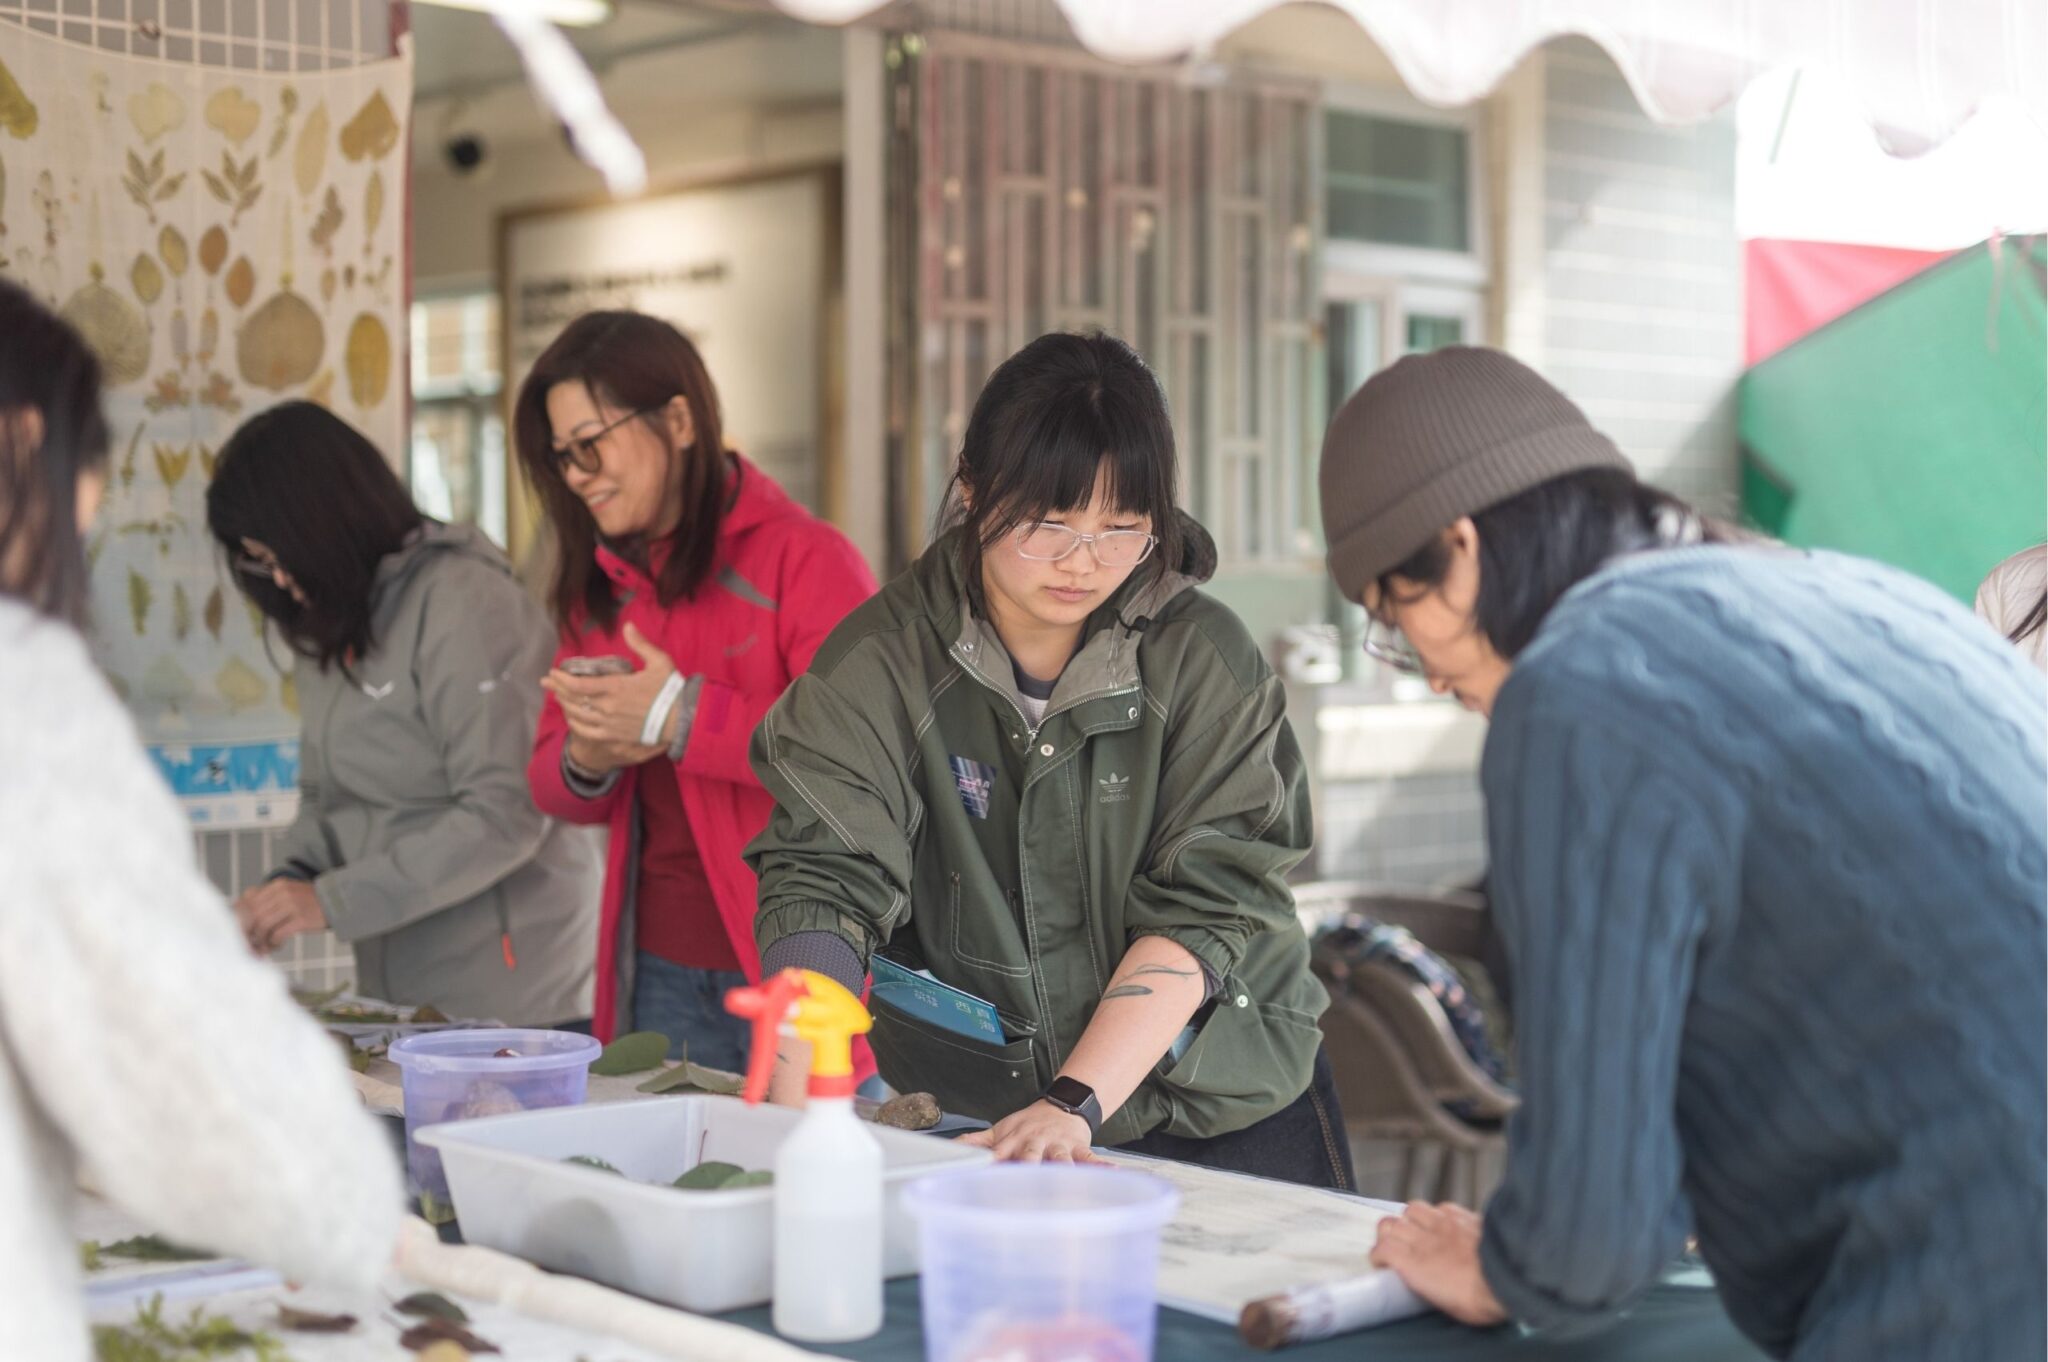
[721,1274,1770,1361]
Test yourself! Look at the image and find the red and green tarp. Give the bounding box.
[1740,235,2047,602]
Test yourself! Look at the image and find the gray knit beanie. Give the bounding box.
[1319,346,1632,602]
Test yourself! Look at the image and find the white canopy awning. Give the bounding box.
[770,0,2046,156]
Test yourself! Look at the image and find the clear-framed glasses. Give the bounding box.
[1362,616,1427,676]
[551,404,664,475]
[1012,521,1158,569]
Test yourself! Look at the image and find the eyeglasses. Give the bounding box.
[550,405,663,475]
[1011,522,1158,569]
[1362,616,1427,676]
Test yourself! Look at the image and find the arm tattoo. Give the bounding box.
[1100,962,1199,1002]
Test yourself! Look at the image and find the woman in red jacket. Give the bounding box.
[517,311,877,1068]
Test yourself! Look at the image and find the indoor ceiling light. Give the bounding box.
[414,0,614,30]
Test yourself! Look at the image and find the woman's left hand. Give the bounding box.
[958,1100,1101,1164]
[1369,1202,1510,1327]
[540,623,679,759]
[234,878,329,955]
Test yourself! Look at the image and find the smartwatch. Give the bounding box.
[1041,1075,1103,1137]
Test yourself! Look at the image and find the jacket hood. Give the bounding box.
[594,454,797,591]
[372,519,517,621]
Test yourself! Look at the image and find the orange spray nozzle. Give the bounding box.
[724,968,809,1105]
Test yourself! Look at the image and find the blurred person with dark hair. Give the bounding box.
[514,311,876,1068]
[1322,347,2045,1362]
[208,400,599,1024]
[0,281,400,1359]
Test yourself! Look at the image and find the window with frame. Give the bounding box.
[408,293,507,548]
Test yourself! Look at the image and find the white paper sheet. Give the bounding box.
[1097,1153,1426,1330]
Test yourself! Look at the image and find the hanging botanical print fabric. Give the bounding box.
[0,25,410,819]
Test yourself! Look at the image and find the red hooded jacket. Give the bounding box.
[527,457,878,1074]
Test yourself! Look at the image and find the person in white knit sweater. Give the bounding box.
[0,278,403,1359]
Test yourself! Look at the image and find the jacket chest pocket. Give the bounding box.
[867,994,1040,1124]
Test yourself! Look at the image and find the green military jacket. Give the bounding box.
[746,517,1328,1144]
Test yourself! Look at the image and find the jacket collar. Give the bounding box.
[592,453,786,594]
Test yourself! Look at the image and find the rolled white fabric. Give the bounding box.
[640,670,687,748]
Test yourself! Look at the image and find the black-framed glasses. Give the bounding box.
[551,405,663,475]
[1011,522,1158,569]
[1362,617,1427,676]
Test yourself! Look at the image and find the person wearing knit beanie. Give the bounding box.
[1316,346,1701,713]
[1317,348,2047,1362]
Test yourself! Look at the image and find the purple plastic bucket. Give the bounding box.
[389,1028,601,1200]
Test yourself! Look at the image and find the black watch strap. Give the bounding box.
[1042,1075,1103,1137]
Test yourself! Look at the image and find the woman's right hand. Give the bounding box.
[564,731,647,775]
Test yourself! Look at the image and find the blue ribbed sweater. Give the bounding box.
[1476,547,2046,1362]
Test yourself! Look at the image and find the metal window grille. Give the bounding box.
[893,32,1324,569]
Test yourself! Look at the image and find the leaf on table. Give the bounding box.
[409,1004,450,1023]
[589,1030,668,1076]
[99,1234,211,1262]
[393,1290,469,1324]
[278,1303,357,1332]
[671,1160,745,1190]
[398,1317,500,1353]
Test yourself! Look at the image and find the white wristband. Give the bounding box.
[640,670,687,747]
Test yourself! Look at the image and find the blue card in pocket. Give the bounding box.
[869,954,1008,1045]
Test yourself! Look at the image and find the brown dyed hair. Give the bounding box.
[513,311,728,630]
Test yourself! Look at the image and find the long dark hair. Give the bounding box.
[206,401,423,670]
[1378,467,1744,658]
[0,278,112,624]
[512,311,729,631]
[940,331,1182,617]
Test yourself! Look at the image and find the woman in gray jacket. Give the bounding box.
[207,402,600,1024]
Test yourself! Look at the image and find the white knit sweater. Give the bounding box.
[0,600,402,1361]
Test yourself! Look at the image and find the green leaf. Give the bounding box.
[78,1240,102,1271]
[723,1169,775,1189]
[684,1062,745,1095]
[671,1160,745,1190]
[590,1030,669,1076]
[562,1154,622,1175]
[394,1289,469,1324]
[416,1190,457,1226]
[99,1235,211,1263]
[634,1061,697,1094]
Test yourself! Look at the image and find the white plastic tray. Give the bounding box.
[416,1094,991,1313]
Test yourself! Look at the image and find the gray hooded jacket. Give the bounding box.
[274,522,600,1023]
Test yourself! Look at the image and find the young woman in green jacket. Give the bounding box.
[747,332,1351,1187]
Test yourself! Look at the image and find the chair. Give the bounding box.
[1296,882,1517,1206]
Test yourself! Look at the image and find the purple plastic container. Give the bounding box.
[388,1028,601,1201]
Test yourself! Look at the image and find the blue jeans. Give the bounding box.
[630,952,753,1072]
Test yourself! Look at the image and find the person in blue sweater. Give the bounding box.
[1317,347,2046,1361]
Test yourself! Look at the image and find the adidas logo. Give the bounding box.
[1096,772,1132,804]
